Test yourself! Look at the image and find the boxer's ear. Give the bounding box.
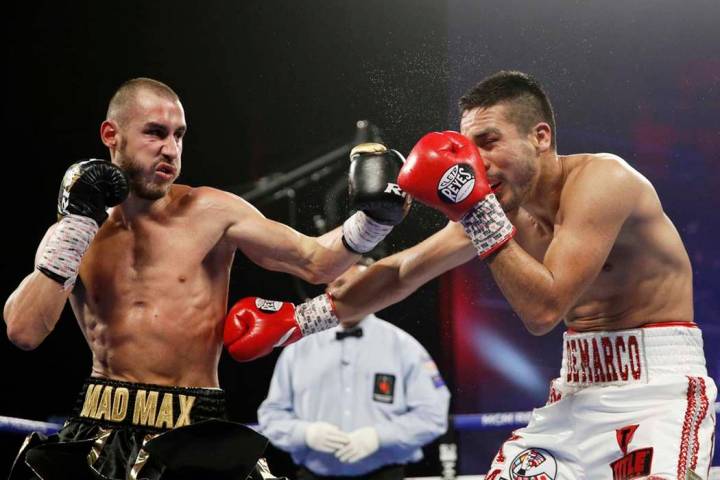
[532,122,552,153]
[100,120,119,149]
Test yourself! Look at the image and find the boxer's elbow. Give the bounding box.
[7,333,40,351]
[5,321,44,350]
[524,320,555,336]
[520,293,570,335]
[523,311,562,336]
[4,305,46,350]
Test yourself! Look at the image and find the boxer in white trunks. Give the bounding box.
[227,71,716,479]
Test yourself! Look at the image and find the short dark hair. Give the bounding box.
[107,77,180,125]
[458,71,556,148]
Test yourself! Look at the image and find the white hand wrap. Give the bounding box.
[342,211,393,254]
[295,293,339,336]
[459,193,515,258]
[36,214,99,289]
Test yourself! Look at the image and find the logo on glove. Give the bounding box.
[384,183,407,198]
[255,298,283,313]
[437,164,475,204]
[60,162,85,213]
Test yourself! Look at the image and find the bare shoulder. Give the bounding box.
[177,185,241,205]
[174,185,260,218]
[561,153,653,203]
[556,153,662,229]
[565,153,650,189]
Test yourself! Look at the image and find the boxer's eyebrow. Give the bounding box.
[472,127,501,142]
[143,122,169,137]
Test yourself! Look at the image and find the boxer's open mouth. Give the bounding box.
[155,163,176,180]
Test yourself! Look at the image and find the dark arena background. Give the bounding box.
[1,0,718,477]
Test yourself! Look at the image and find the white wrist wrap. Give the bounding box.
[342,211,393,254]
[36,214,99,289]
[295,294,339,336]
[459,194,515,258]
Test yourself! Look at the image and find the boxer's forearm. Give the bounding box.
[4,271,69,350]
[486,241,570,335]
[238,222,358,285]
[309,226,361,282]
[331,257,417,322]
[332,225,476,322]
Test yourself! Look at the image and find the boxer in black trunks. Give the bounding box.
[4,77,409,479]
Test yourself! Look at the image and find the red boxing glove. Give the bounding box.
[224,294,339,362]
[224,298,302,362]
[398,131,515,258]
[398,131,490,221]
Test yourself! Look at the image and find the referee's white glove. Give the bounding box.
[334,426,379,463]
[305,422,350,453]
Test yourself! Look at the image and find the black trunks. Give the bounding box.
[9,377,276,480]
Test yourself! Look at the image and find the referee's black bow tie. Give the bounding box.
[336,327,363,340]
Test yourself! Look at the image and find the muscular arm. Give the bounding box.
[4,224,72,350]
[486,158,642,335]
[207,188,359,284]
[330,222,477,321]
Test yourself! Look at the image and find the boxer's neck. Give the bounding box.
[521,151,564,227]
[112,190,174,224]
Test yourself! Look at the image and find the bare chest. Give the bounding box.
[79,219,231,298]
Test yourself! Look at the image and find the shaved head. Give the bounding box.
[106,78,180,126]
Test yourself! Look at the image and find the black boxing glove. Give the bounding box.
[342,143,411,253]
[349,143,411,225]
[37,159,129,288]
[57,159,129,225]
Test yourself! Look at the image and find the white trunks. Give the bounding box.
[485,322,717,480]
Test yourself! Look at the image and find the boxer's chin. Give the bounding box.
[131,179,171,200]
[501,183,530,212]
[494,188,511,210]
